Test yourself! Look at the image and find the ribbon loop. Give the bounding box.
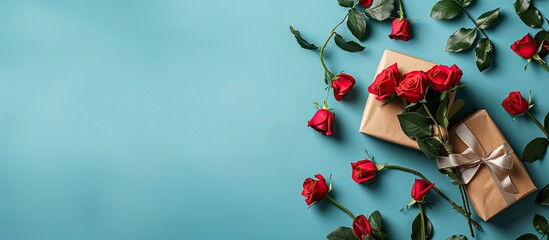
[436,124,518,205]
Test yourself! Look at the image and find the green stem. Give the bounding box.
[418,203,427,240]
[526,111,549,138]
[319,13,349,79]
[459,4,490,41]
[324,87,332,103]
[325,194,356,220]
[460,184,475,238]
[421,102,445,141]
[535,59,549,73]
[397,0,405,20]
[382,164,481,230]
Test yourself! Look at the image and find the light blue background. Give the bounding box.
[0,0,548,239]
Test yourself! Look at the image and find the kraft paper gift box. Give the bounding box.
[446,110,537,221]
[359,49,454,150]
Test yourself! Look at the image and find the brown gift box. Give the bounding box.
[359,49,453,150]
[449,110,537,221]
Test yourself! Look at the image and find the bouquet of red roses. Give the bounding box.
[367,63,477,234]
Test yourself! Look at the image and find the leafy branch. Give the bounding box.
[430,0,500,72]
[512,0,549,72]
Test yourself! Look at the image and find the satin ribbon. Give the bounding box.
[436,124,518,205]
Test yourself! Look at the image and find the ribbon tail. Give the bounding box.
[501,175,519,194]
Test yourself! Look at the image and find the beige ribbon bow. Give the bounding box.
[436,124,518,204]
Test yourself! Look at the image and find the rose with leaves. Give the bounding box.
[510,34,549,72]
[353,215,372,240]
[290,0,411,135]
[407,179,435,240]
[501,91,549,163]
[511,0,549,73]
[350,154,481,231]
[301,174,389,240]
[368,63,476,237]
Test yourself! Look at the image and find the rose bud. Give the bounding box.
[426,64,463,92]
[332,73,356,101]
[301,174,329,206]
[395,70,428,103]
[411,179,435,202]
[353,215,372,240]
[388,18,411,41]
[307,108,334,136]
[367,63,400,101]
[510,34,538,59]
[351,160,377,184]
[359,0,372,7]
[544,40,549,51]
[501,91,529,116]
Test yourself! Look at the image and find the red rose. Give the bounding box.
[353,215,372,240]
[332,73,356,101]
[544,40,549,51]
[388,18,411,41]
[501,91,529,115]
[307,109,334,136]
[351,160,376,183]
[411,179,434,202]
[367,63,400,101]
[301,174,329,206]
[395,70,428,103]
[359,0,372,7]
[426,64,463,92]
[511,34,537,59]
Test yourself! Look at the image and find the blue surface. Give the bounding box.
[0,0,548,239]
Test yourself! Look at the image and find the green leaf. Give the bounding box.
[364,0,395,21]
[418,138,447,159]
[448,98,465,120]
[457,0,473,7]
[436,95,450,128]
[535,185,549,206]
[347,8,367,40]
[411,214,434,240]
[522,137,549,162]
[535,30,549,48]
[518,6,543,28]
[476,8,500,29]
[431,0,462,20]
[533,214,549,234]
[516,233,540,240]
[397,112,433,140]
[334,33,365,52]
[545,112,549,133]
[326,227,359,240]
[475,38,493,72]
[369,211,388,240]
[446,28,478,52]
[514,0,531,15]
[447,235,468,240]
[289,26,318,50]
[338,0,354,7]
